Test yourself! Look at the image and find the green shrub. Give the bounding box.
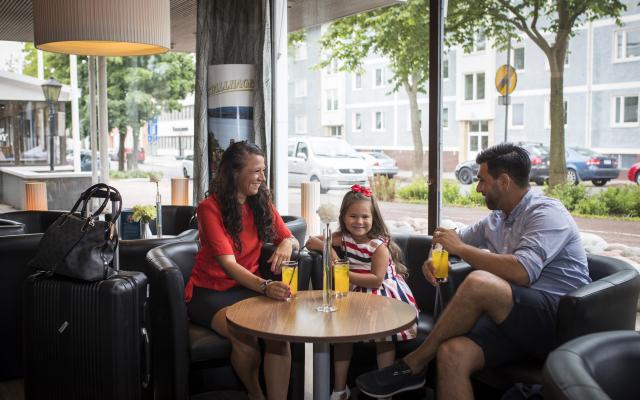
[575,197,608,216]
[110,170,163,180]
[397,178,428,201]
[597,185,640,218]
[545,184,588,211]
[466,183,485,206]
[442,181,461,204]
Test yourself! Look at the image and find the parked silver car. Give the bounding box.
[361,151,398,178]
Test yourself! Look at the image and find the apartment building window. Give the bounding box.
[294,43,307,61]
[326,89,339,111]
[473,32,486,52]
[374,67,384,88]
[545,100,568,128]
[295,80,307,97]
[295,115,307,134]
[511,103,524,128]
[328,126,343,137]
[513,47,525,70]
[353,113,362,131]
[374,111,384,131]
[464,73,485,101]
[442,107,449,128]
[615,28,640,61]
[443,57,449,79]
[612,95,639,126]
[353,73,363,90]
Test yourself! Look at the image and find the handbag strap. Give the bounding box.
[91,185,122,223]
[68,184,110,217]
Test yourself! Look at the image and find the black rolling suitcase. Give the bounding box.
[23,184,151,400]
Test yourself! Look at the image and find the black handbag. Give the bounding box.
[28,183,122,281]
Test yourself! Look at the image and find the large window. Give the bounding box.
[513,47,525,70]
[326,89,339,111]
[612,95,639,126]
[353,73,363,90]
[373,111,384,131]
[615,28,640,62]
[473,32,486,52]
[510,103,524,128]
[353,112,362,131]
[465,73,485,101]
[374,67,385,88]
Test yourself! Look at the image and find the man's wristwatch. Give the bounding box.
[260,279,274,294]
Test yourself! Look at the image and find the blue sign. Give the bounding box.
[147,117,158,144]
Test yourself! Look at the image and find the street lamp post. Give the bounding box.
[41,77,62,171]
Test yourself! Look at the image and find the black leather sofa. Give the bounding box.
[543,330,640,400]
[0,210,69,233]
[0,218,25,236]
[145,241,313,400]
[309,233,640,395]
[281,215,307,246]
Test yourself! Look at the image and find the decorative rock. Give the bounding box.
[580,232,608,255]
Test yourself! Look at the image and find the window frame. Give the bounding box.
[509,103,525,129]
[294,79,307,98]
[374,67,385,88]
[353,112,363,132]
[373,111,385,132]
[611,94,640,127]
[613,28,640,63]
[353,72,363,90]
[464,72,486,102]
[325,89,339,111]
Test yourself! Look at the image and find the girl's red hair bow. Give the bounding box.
[351,184,372,197]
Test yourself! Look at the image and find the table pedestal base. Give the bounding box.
[313,342,330,400]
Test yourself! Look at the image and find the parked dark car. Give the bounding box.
[454,142,550,185]
[109,147,145,163]
[628,162,640,185]
[565,147,619,186]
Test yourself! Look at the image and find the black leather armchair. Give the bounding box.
[0,218,25,236]
[543,331,640,400]
[470,254,640,390]
[150,205,197,236]
[0,210,68,233]
[145,241,312,400]
[281,215,307,247]
[118,229,199,271]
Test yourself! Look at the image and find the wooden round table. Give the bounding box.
[226,290,417,400]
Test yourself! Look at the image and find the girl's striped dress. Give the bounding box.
[342,233,418,341]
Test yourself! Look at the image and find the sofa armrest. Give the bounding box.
[556,269,640,344]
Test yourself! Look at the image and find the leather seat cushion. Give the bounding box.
[189,323,232,363]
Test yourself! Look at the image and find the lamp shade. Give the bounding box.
[32,0,170,56]
[41,77,62,102]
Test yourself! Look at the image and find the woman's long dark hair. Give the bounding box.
[209,141,274,252]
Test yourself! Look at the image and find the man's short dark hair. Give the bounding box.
[476,143,531,188]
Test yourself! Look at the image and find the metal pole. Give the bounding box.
[428,0,444,235]
[48,103,56,171]
[504,37,512,143]
[98,57,109,185]
[89,56,98,185]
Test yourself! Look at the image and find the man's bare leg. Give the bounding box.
[436,337,485,400]
[403,270,513,374]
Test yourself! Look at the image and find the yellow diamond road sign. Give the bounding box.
[495,64,517,96]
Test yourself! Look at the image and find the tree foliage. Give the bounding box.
[445,0,626,186]
[22,46,195,170]
[316,0,429,176]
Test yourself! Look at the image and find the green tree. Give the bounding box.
[316,0,429,176]
[23,46,195,171]
[446,0,626,186]
[106,54,195,170]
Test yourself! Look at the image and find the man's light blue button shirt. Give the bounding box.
[459,190,590,296]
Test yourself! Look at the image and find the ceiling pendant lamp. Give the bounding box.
[32,0,171,56]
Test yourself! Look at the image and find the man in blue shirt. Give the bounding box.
[357,143,590,399]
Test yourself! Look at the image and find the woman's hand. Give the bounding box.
[421,259,437,286]
[267,238,294,274]
[265,280,291,300]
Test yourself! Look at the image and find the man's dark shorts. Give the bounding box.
[465,283,560,368]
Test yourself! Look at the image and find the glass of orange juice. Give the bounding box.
[432,249,449,283]
[281,260,298,299]
[333,259,349,297]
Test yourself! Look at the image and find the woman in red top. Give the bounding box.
[186,141,299,400]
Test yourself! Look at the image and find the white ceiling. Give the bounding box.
[0,0,400,53]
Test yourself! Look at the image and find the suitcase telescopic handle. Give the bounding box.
[141,327,151,389]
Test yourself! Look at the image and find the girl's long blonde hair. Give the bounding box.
[338,190,408,277]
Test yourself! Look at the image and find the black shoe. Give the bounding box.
[356,360,426,398]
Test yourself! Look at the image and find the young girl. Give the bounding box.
[306,184,418,400]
